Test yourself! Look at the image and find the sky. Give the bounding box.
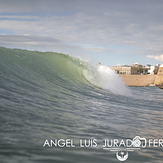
[0,0,163,66]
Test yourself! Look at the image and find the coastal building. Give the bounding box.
[148,66,155,75]
[148,65,160,75]
[145,64,151,69]
[130,63,143,68]
[111,63,160,75]
[110,66,141,75]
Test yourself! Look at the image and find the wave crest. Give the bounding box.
[83,65,131,96]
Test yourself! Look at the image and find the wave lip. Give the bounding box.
[83,65,132,96]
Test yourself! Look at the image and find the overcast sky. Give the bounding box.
[0,0,163,66]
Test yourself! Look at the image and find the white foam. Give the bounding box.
[83,64,132,96]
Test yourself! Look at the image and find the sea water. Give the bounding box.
[0,47,163,163]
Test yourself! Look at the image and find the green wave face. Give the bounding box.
[0,47,93,106]
[0,46,131,97]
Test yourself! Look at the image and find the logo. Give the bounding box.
[116,148,128,161]
[132,136,146,148]
[103,136,147,161]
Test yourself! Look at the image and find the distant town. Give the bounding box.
[110,63,163,75]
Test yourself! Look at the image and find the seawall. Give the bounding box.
[154,67,163,85]
[119,75,156,87]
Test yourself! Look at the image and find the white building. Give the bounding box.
[148,66,155,75]
[148,64,160,75]
[145,64,151,69]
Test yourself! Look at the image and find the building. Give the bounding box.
[148,65,160,75]
[110,63,160,75]
[145,64,151,68]
[110,66,142,75]
[130,63,143,68]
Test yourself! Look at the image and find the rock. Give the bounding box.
[156,83,163,89]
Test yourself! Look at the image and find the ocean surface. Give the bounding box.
[0,46,163,163]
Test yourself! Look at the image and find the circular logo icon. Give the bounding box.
[116,148,128,161]
[132,139,141,147]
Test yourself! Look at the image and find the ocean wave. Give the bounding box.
[0,46,131,96]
